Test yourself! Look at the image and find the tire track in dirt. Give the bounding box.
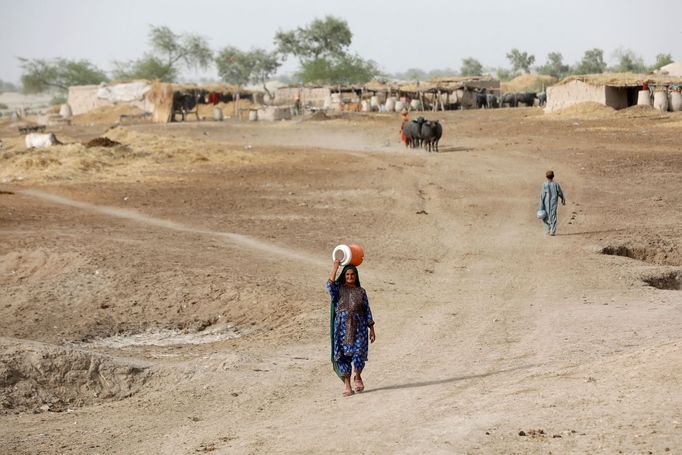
[18,189,327,269]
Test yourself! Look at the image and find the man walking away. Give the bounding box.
[539,170,566,236]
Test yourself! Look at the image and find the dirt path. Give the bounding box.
[1,109,681,453]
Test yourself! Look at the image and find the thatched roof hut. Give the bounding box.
[546,73,682,113]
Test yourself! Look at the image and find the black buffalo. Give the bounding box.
[515,92,537,107]
[172,91,202,122]
[402,117,426,148]
[476,92,488,109]
[501,92,517,108]
[537,92,547,107]
[420,120,442,152]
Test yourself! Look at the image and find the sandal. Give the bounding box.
[354,378,364,393]
[342,389,355,397]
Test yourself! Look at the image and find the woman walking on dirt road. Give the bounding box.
[539,170,566,236]
[326,259,376,397]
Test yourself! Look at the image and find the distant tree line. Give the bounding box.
[390,48,673,83]
[16,16,675,99]
[17,17,380,100]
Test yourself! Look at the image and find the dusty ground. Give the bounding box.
[0,105,681,454]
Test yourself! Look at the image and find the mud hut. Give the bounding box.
[545,73,682,113]
[67,81,154,116]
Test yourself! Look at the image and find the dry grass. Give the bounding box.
[501,74,557,93]
[72,104,146,125]
[0,126,274,184]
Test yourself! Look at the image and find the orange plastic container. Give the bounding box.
[332,243,365,266]
[348,244,364,266]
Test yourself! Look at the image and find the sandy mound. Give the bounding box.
[546,102,616,119]
[501,74,557,93]
[615,104,668,119]
[0,338,150,414]
[73,105,146,125]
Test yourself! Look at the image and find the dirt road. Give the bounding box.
[1,107,681,453]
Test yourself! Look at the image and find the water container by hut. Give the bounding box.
[410,99,423,111]
[653,90,668,112]
[385,97,397,112]
[637,90,652,106]
[213,107,224,121]
[670,91,682,112]
[59,103,72,119]
[248,109,258,121]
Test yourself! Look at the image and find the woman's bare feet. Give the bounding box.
[342,377,354,397]
[354,373,364,392]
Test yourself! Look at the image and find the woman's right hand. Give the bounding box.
[329,258,341,282]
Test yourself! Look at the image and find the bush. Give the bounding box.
[50,94,67,106]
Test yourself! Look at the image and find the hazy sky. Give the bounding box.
[1,0,680,83]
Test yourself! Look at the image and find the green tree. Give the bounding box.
[274,16,352,60]
[495,67,515,81]
[427,68,458,78]
[506,49,535,73]
[274,16,377,85]
[113,25,212,82]
[297,54,379,85]
[18,57,108,94]
[249,49,281,98]
[611,47,646,73]
[651,53,673,71]
[112,56,176,82]
[537,52,570,79]
[399,68,428,81]
[460,58,483,76]
[216,46,257,87]
[575,48,607,74]
[216,47,281,98]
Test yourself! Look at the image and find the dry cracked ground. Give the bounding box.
[0,106,681,454]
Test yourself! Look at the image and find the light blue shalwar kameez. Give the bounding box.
[539,180,565,235]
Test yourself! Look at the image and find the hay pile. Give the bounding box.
[501,74,557,93]
[0,126,270,184]
[614,104,666,119]
[73,105,145,125]
[543,102,616,120]
[543,102,671,121]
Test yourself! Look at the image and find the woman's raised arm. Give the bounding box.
[329,258,341,283]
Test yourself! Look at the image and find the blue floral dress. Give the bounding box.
[326,280,374,377]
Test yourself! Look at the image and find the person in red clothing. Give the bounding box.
[400,108,409,145]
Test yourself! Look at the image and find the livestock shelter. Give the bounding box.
[68,81,254,123]
[396,76,500,110]
[545,73,682,113]
[274,76,500,112]
[145,82,254,123]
